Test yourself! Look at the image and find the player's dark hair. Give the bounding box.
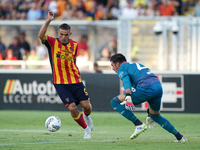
[110,53,127,64]
[59,23,71,31]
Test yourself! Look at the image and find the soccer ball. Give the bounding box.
[45,116,61,132]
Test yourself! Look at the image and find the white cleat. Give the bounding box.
[83,113,94,130]
[130,123,147,139]
[174,137,188,143]
[83,126,91,139]
[146,116,157,129]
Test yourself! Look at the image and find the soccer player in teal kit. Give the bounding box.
[110,53,187,143]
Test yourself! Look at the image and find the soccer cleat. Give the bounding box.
[83,113,94,130]
[83,126,91,139]
[130,123,147,139]
[174,137,188,143]
[146,116,157,129]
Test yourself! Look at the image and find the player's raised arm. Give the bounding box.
[38,11,54,42]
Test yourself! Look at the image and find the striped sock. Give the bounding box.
[73,112,87,129]
[83,111,91,116]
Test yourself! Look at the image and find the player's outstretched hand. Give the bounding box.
[120,93,135,111]
[48,11,54,20]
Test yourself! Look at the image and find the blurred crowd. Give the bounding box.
[0,31,117,70]
[0,0,198,21]
[0,0,199,70]
[0,32,49,69]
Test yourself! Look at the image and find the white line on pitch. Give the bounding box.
[0,137,199,146]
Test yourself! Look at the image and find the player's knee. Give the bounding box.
[149,112,160,122]
[80,100,92,111]
[110,97,125,113]
[83,104,91,111]
[68,103,78,112]
[110,97,121,109]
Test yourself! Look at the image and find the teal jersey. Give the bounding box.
[117,62,158,90]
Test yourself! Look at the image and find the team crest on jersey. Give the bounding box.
[70,47,73,51]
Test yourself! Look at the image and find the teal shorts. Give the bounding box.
[131,82,163,112]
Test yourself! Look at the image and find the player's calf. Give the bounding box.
[110,97,139,124]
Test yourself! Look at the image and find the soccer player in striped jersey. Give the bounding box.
[38,11,93,139]
[110,53,187,143]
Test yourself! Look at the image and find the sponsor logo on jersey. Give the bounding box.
[56,53,73,61]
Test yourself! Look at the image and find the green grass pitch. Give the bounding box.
[0,110,200,150]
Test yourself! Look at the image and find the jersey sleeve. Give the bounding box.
[117,65,132,90]
[42,35,53,45]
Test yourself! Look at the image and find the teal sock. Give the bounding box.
[149,113,178,135]
[110,97,141,125]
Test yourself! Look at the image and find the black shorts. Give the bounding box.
[54,82,90,106]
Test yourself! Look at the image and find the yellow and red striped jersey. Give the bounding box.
[44,35,82,84]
